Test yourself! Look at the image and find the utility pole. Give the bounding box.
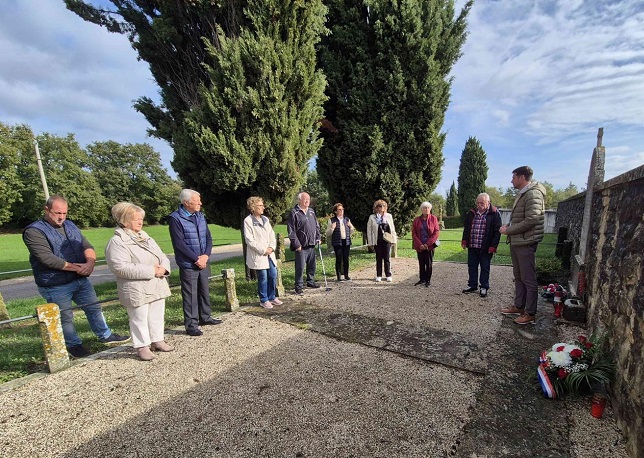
[34,138,50,201]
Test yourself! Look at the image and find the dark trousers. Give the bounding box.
[333,240,350,278]
[416,249,434,283]
[510,244,539,314]
[294,246,316,289]
[179,265,213,331]
[467,248,493,289]
[375,241,391,277]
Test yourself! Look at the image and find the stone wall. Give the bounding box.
[556,165,644,457]
[499,209,557,233]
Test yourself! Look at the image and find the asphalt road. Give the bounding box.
[0,244,244,302]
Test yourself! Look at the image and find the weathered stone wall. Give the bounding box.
[499,209,557,233]
[556,165,644,457]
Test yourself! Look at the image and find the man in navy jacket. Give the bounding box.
[168,189,222,336]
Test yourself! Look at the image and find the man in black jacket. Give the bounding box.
[461,193,502,298]
[287,192,321,295]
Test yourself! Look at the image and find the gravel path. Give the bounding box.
[0,259,628,457]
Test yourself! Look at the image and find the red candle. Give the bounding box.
[591,394,607,419]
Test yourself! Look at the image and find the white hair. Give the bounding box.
[420,201,432,211]
[477,193,490,201]
[179,189,200,204]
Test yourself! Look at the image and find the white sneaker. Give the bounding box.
[375,277,382,282]
[386,277,393,282]
[260,301,273,309]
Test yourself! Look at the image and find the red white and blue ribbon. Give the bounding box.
[538,350,556,399]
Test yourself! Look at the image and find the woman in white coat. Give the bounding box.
[244,196,282,309]
[366,199,397,282]
[105,202,172,361]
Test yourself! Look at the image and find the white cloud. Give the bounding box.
[443,0,644,191]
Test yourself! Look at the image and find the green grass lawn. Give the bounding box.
[0,229,558,383]
[0,223,290,280]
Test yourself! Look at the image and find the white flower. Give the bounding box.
[547,350,572,368]
[551,342,568,351]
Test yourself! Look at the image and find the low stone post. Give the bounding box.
[276,260,285,298]
[0,291,10,323]
[36,303,70,373]
[222,268,240,311]
[275,233,286,263]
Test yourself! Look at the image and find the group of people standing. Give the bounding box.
[23,189,222,361]
[285,165,547,329]
[22,165,545,361]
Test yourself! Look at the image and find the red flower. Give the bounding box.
[558,368,568,379]
[570,349,583,358]
[556,345,566,352]
[578,335,587,343]
[585,342,593,349]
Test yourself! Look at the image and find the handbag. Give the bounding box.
[382,231,395,244]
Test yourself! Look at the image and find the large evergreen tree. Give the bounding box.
[446,181,459,216]
[66,0,327,229]
[317,0,472,234]
[457,136,488,218]
[176,0,327,227]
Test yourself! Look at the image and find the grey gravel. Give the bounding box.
[0,259,627,457]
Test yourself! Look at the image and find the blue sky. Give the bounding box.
[1,0,642,197]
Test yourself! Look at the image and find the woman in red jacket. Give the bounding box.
[411,202,440,287]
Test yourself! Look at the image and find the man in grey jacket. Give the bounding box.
[499,166,547,325]
[287,192,321,295]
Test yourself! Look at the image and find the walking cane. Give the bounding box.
[317,244,332,291]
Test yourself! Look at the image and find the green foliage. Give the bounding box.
[457,136,488,217]
[304,169,332,217]
[318,0,473,236]
[86,141,181,225]
[0,122,28,225]
[8,132,107,228]
[485,186,505,208]
[442,215,464,229]
[173,0,328,230]
[446,181,459,216]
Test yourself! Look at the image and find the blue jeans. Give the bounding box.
[38,277,112,347]
[256,259,277,303]
[467,248,493,289]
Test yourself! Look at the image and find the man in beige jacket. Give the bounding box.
[499,166,547,325]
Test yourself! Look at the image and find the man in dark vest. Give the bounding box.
[23,195,130,358]
[168,189,222,337]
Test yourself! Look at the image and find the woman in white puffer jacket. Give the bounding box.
[105,202,172,361]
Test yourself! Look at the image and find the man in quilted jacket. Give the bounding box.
[499,166,547,325]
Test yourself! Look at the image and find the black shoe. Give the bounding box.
[344,276,351,281]
[199,318,223,326]
[414,280,424,286]
[100,333,131,346]
[67,345,89,358]
[462,287,478,294]
[186,328,203,337]
[480,288,488,298]
[295,288,304,296]
[425,281,431,287]
[306,282,320,288]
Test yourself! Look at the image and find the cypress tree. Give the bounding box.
[446,181,459,217]
[317,0,472,234]
[457,136,488,218]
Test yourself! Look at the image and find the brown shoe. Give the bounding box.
[151,341,174,352]
[137,346,156,361]
[500,305,523,316]
[514,314,536,325]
